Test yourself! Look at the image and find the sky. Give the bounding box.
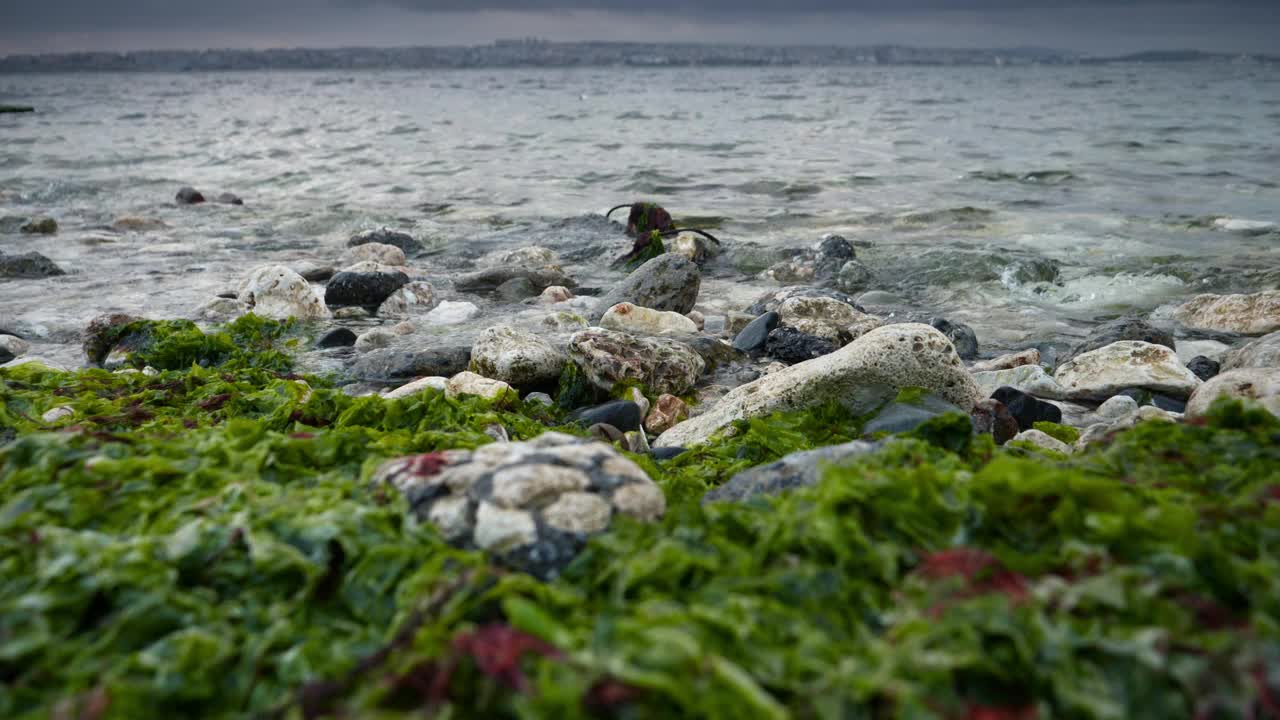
[1,1,1278,56]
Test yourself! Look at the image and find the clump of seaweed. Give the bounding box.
[606,201,722,269]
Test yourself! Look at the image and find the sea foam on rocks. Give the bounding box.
[655,323,982,448]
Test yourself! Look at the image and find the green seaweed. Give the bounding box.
[1034,420,1081,445]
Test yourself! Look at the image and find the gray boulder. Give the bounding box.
[592,254,700,321]
[1222,331,1280,371]
[0,251,65,279]
[703,440,880,504]
[568,328,705,396]
[455,266,576,295]
[469,325,566,387]
[1064,316,1175,364]
[349,346,472,382]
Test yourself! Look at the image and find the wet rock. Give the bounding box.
[112,216,168,232]
[425,301,480,326]
[446,371,514,402]
[724,311,756,336]
[524,391,553,406]
[540,311,589,333]
[972,364,1067,400]
[344,242,406,267]
[19,217,57,234]
[1097,394,1139,419]
[622,430,651,454]
[732,311,780,353]
[1185,368,1280,419]
[390,321,416,336]
[592,254,701,321]
[1174,291,1280,336]
[349,346,472,382]
[864,393,967,436]
[1001,258,1061,287]
[990,386,1063,432]
[1011,429,1072,454]
[483,245,559,268]
[765,327,838,365]
[1175,339,1232,364]
[348,228,424,255]
[656,324,982,448]
[1053,341,1201,401]
[456,266,575,295]
[588,423,625,445]
[81,313,141,366]
[744,286,863,316]
[777,296,881,344]
[834,260,876,294]
[333,307,370,319]
[567,328,705,396]
[645,394,690,435]
[295,262,335,283]
[971,399,1018,445]
[1064,316,1176,363]
[0,251,66,278]
[1076,406,1180,450]
[651,446,687,461]
[1222,331,1280,370]
[856,290,905,306]
[0,335,29,364]
[41,406,74,424]
[929,318,979,360]
[372,432,664,578]
[237,265,331,320]
[599,302,698,336]
[383,376,448,399]
[354,328,395,353]
[193,296,248,322]
[703,440,880,504]
[569,400,643,433]
[214,192,244,205]
[1186,356,1221,381]
[686,336,745,372]
[686,310,705,331]
[670,233,718,265]
[377,281,436,318]
[469,325,566,387]
[539,286,573,304]
[324,270,409,311]
[625,387,650,417]
[175,186,205,204]
[971,349,1041,372]
[495,276,539,301]
[317,327,357,348]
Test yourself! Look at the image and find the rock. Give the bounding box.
[193,296,248,322]
[745,286,864,317]
[1053,341,1201,401]
[295,263,335,283]
[1174,291,1280,335]
[354,328,395,353]
[990,386,1063,432]
[112,216,167,232]
[971,349,1041,372]
[0,251,66,278]
[1011,429,1072,454]
[349,346,472,382]
[214,192,244,205]
[348,228,424,255]
[686,311,705,331]
[1185,369,1280,419]
[1076,406,1180,450]
[588,423,625,444]
[0,334,30,364]
[765,327,838,365]
[383,376,449,399]
[656,324,982,448]
[686,337,744,372]
[777,296,881,344]
[333,307,370,319]
[539,286,573,304]
[1186,356,1221,381]
[645,394,690,435]
[324,270,409,310]
[469,325,566,387]
[344,242,406,267]
[390,321,416,336]
[568,328,704,396]
[732,312,780,353]
[834,260,876,294]
[856,290,905,306]
[703,440,880,504]
[972,364,1067,400]
[971,399,1018,445]
[376,282,436,318]
[929,318,979,360]
[1064,317,1176,363]
[569,400,643,433]
[863,394,967,436]
[41,406,74,424]
[671,233,719,264]
[625,387,650,419]
[1222,331,1280,370]
[456,267,575,295]
[1175,339,1231,364]
[481,245,558,268]
[175,186,205,204]
[19,217,57,234]
[495,276,538,301]
[1002,257,1062,287]
[725,311,756,336]
[425,301,480,326]
[1213,218,1277,234]
[237,265,331,321]
[317,327,357,348]
[372,432,664,577]
[599,302,699,336]
[81,313,141,366]
[524,391,554,406]
[593,254,701,321]
[1097,394,1139,419]
[651,446,687,461]
[445,371,514,402]
[540,311,589,333]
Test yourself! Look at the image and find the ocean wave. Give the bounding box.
[967,170,1078,185]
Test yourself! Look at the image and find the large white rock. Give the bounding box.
[1052,341,1201,401]
[1222,331,1280,371]
[1185,368,1280,419]
[568,328,705,396]
[654,323,982,448]
[776,295,881,344]
[425,300,480,326]
[236,265,330,320]
[445,371,514,402]
[0,334,31,359]
[972,364,1067,400]
[1174,291,1280,335]
[383,376,448,399]
[599,302,699,336]
[343,242,406,267]
[469,325,566,386]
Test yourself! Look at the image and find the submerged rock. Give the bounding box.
[469,325,566,387]
[599,302,699,336]
[237,265,330,320]
[1222,331,1280,370]
[592,254,701,321]
[703,440,880,504]
[568,328,705,397]
[324,270,409,310]
[316,327,357,349]
[347,228,424,255]
[354,328,395,353]
[455,266,575,295]
[349,346,472,382]
[1174,291,1280,335]
[372,432,664,578]
[656,324,982,448]
[765,327,838,365]
[425,301,480,326]
[929,318,979,360]
[1053,341,1201,401]
[19,217,57,234]
[214,192,244,206]
[1064,316,1176,363]
[175,186,205,204]
[732,311,780,353]
[0,251,66,278]
[833,260,876,294]
[1185,368,1280,419]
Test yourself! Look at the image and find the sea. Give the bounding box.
[2,63,1278,368]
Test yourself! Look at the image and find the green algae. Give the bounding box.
[3,330,1280,719]
[1034,420,1081,445]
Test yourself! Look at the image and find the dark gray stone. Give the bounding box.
[1117,388,1188,414]
[863,393,967,436]
[347,228,425,255]
[990,386,1063,431]
[650,446,687,461]
[0,347,14,364]
[299,265,335,282]
[765,326,837,365]
[349,346,471,382]
[1003,258,1061,286]
[1065,316,1175,363]
[456,266,575,295]
[732,311,780,353]
[324,270,409,309]
[833,260,875,294]
[971,399,1018,445]
[0,251,65,279]
[175,186,205,204]
[214,192,244,206]
[317,328,357,348]
[1187,356,1221,381]
[570,400,643,433]
[817,234,856,262]
[703,440,880,504]
[495,276,539,301]
[930,317,980,360]
[592,254,701,321]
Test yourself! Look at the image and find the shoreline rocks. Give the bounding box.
[1174,291,1280,336]
[237,265,330,320]
[567,328,705,397]
[1185,368,1280,419]
[1053,341,1201,401]
[348,228,424,255]
[324,270,410,310]
[599,302,699,336]
[592,254,700,321]
[469,326,566,387]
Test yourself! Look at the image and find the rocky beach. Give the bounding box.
[2,63,1280,718]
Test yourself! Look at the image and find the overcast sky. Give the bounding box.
[1,1,1277,56]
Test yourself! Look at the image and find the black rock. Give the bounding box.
[349,346,471,382]
[347,228,425,255]
[817,234,856,262]
[317,328,357,349]
[214,192,244,206]
[930,317,979,360]
[1065,316,1175,363]
[765,326,837,365]
[1117,388,1187,414]
[971,399,1019,445]
[990,386,1062,431]
[570,401,642,433]
[732,311,780,353]
[0,348,13,365]
[175,186,206,204]
[0,251,66,279]
[324,270,409,309]
[592,254,701,321]
[456,267,575,295]
[703,440,880,504]
[650,446,687,461]
[1187,356,1220,381]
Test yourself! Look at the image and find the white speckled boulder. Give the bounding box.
[568,328,705,396]
[1174,291,1280,335]
[469,325,566,387]
[1052,341,1201,401]
[445,371,515,402]
[237,265,330,320]
[1185,368,1280,419]
[654,323,982,448]
[371,432,665,578]
[599,302,699,336]
[776,295,881,344]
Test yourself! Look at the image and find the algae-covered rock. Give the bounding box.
[445,371,515,402]
[703,439,880,504]
[469,325,566,387]
[1053,341,1201,401]
[599,302,699,336]
[1174,291,1280,335]
[19,217,57,234]
[1185,368,1280,419]
[237,265,330,320]
[592,254,700,321]
[0,251,65,279]
[655,323,982,448]
[372,432,664,578]
[568,328,704,396]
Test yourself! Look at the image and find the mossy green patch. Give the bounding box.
[1034,420,1081,444]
